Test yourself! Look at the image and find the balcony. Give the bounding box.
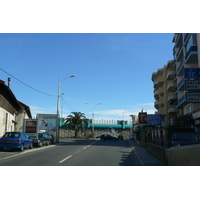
[175,46,184,62]
[176,93,187,108]
[154,80,159,88]
[154,101,159,109]
[167,81,176,91]
[157,76,164,87]
[185,46,198,64]
[167,93,177,102]
[176,61,184,76]
[175,33,183,47]
[184,33,190,43]
[166,60,174,69]
[168,106,178,114]
[167,69,176,80]
[154,90,159,100]
[177,78,184,91]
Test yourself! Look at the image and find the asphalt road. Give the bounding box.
[0,139,140,166]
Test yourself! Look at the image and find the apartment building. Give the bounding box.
[173,33,200,118]
[152,60,177,126]
[152,33,200,127]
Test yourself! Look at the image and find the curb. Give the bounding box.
[128,140,145,166]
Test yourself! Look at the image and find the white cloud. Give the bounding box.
[30,106,53,118]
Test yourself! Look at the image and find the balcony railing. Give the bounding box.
[176,93,187,108]
[185,46,198,63]
[176,61,184,76]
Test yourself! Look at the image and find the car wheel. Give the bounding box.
[29,143,33,149]
[46,141,49,146]
[20,144,24,151]
[0,147,4,151]
[39,141,43,147]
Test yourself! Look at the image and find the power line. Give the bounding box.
[60,95,75,112]
[0,68,57,97]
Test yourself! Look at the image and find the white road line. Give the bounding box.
[58,140,99,164]
[59,155,73,163]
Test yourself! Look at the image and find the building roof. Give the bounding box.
[0,79,32,118]
[0,79,21,111]
[18,101,32,119]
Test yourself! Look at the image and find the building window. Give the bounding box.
[185,34,197,53]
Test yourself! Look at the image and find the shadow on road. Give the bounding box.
[118,149,140,166]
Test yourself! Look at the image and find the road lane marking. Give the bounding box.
[59,155,73,163]
[58,140,99,164]
[74,150,82,154]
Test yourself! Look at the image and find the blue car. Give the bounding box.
[0,132,33,151]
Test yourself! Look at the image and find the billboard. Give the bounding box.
[23,119,38,139]
[147,114,162,126]
[36,114,57,130]
[138,112,147,124]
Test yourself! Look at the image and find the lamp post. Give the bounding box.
[122,111,127,120]
[85,102,101,135]
[56,74,76,143]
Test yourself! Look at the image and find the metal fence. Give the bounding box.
[145,128,199,148]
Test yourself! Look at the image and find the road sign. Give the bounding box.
[186,92,200,103]
[185,80,200,90]
[184,68,200,79]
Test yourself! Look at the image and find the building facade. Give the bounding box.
[173,33,200,118]
[152,60,177,126]
[152,33,200,127]
[0,79,32,137]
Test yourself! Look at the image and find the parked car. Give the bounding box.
[100,134,118,141]
[33,133,50,147]
[170,132,199,147]
[0,132,33,151]
[46,133,55,144]
[118,135,124,140]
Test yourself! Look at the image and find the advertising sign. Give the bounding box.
[147,114,162,126]
[186,92,200,103]
[24,119,38,139]
[184,68,200,79]
[185,80,200,90]
[36,114,57,130]
[138,112,147,124]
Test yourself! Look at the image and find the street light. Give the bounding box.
[122,111,127,120]
[85,102,101,135]
[56,74,76,143]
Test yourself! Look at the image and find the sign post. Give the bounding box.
[23,119,39,139]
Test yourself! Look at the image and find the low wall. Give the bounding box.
[147,143,167,165]
[167,144,200,166]
[48,128,131,139]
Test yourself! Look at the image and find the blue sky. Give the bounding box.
[0,33,174,120]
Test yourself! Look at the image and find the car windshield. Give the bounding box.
[172,132,198,141]
[3,132,20,138]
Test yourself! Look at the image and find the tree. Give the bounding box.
[172,114,195,128]
[64,112,88,138]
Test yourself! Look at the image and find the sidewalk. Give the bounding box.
[128,139,165,166]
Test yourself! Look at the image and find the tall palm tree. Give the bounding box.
[64,112,88,138]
